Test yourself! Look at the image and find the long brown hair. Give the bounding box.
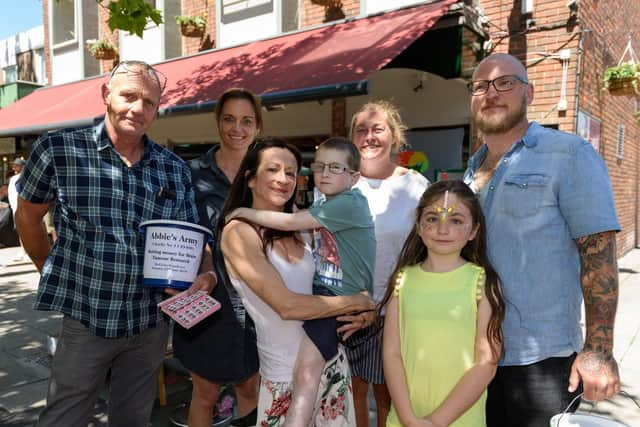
[379,180,505,357]
[217,138,303,254]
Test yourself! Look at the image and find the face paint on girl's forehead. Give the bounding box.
[433,190,456,222]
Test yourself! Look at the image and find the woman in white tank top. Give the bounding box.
[220,139,374,426]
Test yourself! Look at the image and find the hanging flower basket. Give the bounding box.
[93,47,117,60]
[86,39,117,60]
[603,62,639,96]
[180,23,205,37]
[603,39,640,97]
[606,77,639,97]
[176,15,206,38]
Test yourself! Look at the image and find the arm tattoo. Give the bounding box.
[575,231,618,354]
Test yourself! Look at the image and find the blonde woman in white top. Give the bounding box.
[348,101,429,427]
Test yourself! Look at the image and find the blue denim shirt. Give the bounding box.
[464,122,619,365]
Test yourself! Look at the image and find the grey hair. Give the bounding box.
[107,60,165,94]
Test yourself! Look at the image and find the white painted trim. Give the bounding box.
[77,0,85,78]
[159,0,166,60]
[215,0,222,48]
[276,0,282,32]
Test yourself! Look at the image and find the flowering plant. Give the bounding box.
[86,39,117,59]
[175,15,207,37]
[175,15,207,29]
[603,62,639,96]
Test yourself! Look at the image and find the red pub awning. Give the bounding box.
[0,0,456,137]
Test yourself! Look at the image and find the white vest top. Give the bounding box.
[230,242,315,382]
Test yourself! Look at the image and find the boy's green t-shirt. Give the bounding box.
[308,187,375,296]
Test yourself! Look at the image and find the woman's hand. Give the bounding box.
[225,207,250,224]
[164,270,217,296]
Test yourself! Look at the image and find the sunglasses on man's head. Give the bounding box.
[109,60,167,92]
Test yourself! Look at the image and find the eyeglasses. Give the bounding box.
[109,60,168,93]
[467,74,529,96]
[309,162,355,175]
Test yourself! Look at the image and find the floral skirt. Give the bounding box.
[258,346,355,427]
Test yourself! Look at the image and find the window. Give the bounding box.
[3,65,17,84]
[221,0,274,24]
[363,0,425,15]
[17,51,37,83]
[218,0,298,47]
[282,0,298,32]
[52,0,76,46]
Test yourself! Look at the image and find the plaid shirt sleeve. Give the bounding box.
[18,132,58,204]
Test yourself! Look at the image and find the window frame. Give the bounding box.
[50,0,78,49]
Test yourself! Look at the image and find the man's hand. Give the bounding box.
[569,349,620,401]
[336,310,376,341]
[164,271,217,296]
[336,292,375,340]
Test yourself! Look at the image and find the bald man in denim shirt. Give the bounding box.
[464,53,620,426]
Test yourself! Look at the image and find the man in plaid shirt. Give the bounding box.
[15,61,214,427]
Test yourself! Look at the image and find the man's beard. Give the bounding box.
[474,95,527,135]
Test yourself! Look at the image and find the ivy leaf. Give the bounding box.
[104,0,163,38]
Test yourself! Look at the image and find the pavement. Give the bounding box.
[0,245,639,426]
[0,246,193,427]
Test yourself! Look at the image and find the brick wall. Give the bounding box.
[98,2,119,73]
[481,0,640,254]
[579,0,640,254]
[481,0,580,132]
[462,26,485,76]
[181,0,216,55]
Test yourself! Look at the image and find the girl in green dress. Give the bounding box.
[380,180,505,427]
